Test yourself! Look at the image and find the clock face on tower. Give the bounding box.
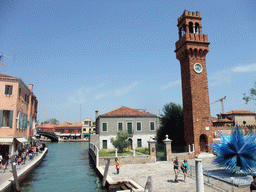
[194,63,203,73]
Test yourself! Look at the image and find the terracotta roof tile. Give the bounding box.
[212,118,234,123]
[0,73,18,79]
[99,106,157,117]
[222,110,256,115]
[55,122,73,127]
[69,123,82,127]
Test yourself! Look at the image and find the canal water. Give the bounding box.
[20,142,107,192]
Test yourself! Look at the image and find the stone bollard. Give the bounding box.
[195,159,204,192]
[133,149,136,156]
[163,135,172,161]
[147,138,157,163]
[115,148,118,157]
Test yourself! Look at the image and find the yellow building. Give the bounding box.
[82,118,95,139]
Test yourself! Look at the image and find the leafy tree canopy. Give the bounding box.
[157,102,185,146]
[111,131,130,153]
[41,118,59,125]
[243,82,256,104]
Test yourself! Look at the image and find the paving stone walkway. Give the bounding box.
[0,150,47,190]
[102,155,251,192]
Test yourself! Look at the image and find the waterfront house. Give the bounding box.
[0,73,38,155]
[54,122,82,139]
[92,106,159,150]
[82,118,96,139]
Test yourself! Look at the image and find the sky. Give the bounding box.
[0,0,255,123]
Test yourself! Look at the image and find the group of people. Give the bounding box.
[0,142,46,173]
[173,157,189,183]
[0,153,10,173]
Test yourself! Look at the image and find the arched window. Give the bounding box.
[189,22,193,33]
[179,27,182,37]
[195,23,199,34]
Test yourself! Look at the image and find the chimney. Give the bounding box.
[29,84,33,91]
[95,110,98,120]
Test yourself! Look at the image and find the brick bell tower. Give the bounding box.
[175,10,212,155]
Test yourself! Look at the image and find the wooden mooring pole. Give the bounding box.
[11,155,20,191]
[102,158,110,188]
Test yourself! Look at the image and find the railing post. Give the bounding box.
[188,145,191,153]
[192,144,195,152]
[133,149,136,156]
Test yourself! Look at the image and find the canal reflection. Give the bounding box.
[20,142,107,192]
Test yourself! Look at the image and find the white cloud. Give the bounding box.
[94,93,107,100]
[162,79,181,90]
[209,69,232,86]
[114,82,139,97]
[232,63,256,73]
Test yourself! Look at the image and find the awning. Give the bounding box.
[31,136,38,140]
[15,137,29,143]
[71,134,75,136]
[75,134,81,136]
[83,133,90,135]
[0,138,13,145]
[60,134,71,136]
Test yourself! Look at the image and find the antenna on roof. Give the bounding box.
[0,52,15,70]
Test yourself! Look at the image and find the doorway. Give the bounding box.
[128,138,133,150]
[199,134,208,152]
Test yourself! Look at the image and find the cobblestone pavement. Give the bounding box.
[103,155,251,192]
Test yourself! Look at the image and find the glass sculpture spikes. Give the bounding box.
[211,126,256,173]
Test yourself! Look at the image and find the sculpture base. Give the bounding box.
[203,169,256,187]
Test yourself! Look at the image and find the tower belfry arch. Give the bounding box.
[174,10,212,155]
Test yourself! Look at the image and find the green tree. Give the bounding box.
[40,118,59,125]
[243,82,256,104]
[111,131,130,153]
[157,102,185,146]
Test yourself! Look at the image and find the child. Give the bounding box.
[181,159,189,182]
[115,158,120,174]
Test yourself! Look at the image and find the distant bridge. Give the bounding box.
[37,131,59,142]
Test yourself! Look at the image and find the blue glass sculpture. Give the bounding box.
[211,126,256,173]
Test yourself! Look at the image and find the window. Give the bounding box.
[69,129,72,133]
[4,85,13,95]
[118,122,123,131]
[84,121,91,126]
[102,140,107,149]
[83,128,86,131]
[0,110,13,127]
[137,139,142,148]
[93,128,96,131]
[19,88,21,98]
[79,129,81,132]
[137,122,141,131]
[150,122,155,131]
[102,123,107,132]
[72,129,74,132]
[127,122,132,134]
[25,94,29,104]
[89,128,91,132]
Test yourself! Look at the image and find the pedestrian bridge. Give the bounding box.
[37,131,59,142]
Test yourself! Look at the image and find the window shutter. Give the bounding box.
[10,86,13,95]
[9,110,13,128]
[0,110,3,127]
[25,114,27,129]
[30,117,32,130]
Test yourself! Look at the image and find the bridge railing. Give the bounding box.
[89,142,99,168]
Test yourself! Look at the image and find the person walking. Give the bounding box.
[115,158,120,174]
[250,175,256,192]
[181,160,189,182]
[173,157,179,182]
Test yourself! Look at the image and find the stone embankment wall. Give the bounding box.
[99,155,154,166]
